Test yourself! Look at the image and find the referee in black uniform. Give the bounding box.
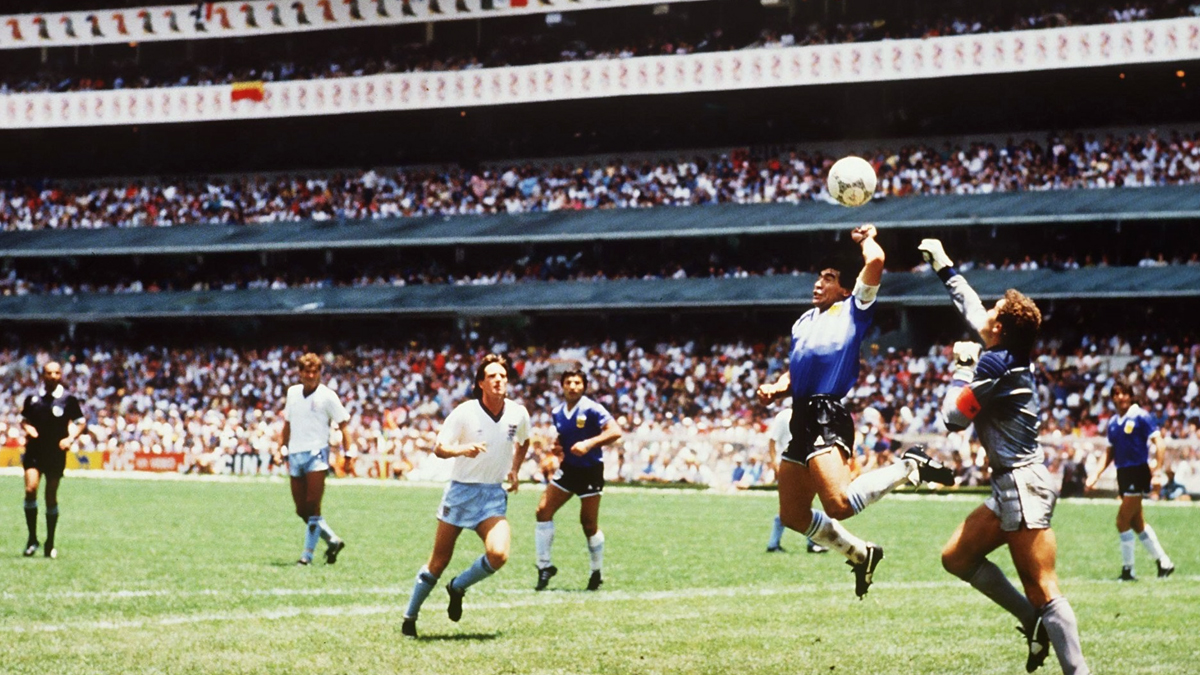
[21,361,86,559]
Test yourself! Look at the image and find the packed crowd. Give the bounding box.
[0,1,1187,94]
[1,330,1198,497]
[4,128,1200,233]
[4,246,1199,298]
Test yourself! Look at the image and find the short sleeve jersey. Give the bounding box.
[22,385,84,452]
[438,398,531,484]
[768,408,793,450]
[1106,404,1157,469]
[788,287,876,399]
[284,383,350,455]
[552,395,614,469]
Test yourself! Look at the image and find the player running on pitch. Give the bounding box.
[278,353,351,566]
[1086,380,1175,581]
[757,224,953,598]
[920,238,1089,674]
[401,354,531,638]
[534,369,624,591]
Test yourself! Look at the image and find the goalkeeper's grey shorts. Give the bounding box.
[985,464,1058,532]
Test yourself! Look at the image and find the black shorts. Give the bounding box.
[22,446,66,479]
[551,463,604,498]
[1117,464,1152,497]
[783,395,854,466]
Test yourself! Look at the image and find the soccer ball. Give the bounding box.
[826,156,877,207]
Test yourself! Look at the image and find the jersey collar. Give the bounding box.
[38,384,65,399]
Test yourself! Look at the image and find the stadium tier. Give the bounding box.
[0,0,1186,94]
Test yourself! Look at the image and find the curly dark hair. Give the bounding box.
[996,289,1041,356]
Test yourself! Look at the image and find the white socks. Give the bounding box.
[846,459,915,514]
[805,510,867,564]
[535,521,555,568]
[1138,524,1172,568]
[588,531,605,572]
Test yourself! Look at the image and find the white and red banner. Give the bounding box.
[3,17,1199,128]
[132,451,187,472]
[0,0,705,50]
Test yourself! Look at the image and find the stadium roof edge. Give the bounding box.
[3,267,1199,321]
[2,185,1199,257]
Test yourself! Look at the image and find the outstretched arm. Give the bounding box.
[853,224,884,288]
[919,239,989,338]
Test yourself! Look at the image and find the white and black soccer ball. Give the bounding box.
[826,156,877,207]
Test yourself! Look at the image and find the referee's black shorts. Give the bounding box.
[783,395,854,466]
[22,444,66,479]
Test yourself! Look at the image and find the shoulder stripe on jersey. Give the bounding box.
[1003,388,1034,396]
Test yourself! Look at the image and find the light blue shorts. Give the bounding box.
[288,447,330,478]
[438,481,508,530]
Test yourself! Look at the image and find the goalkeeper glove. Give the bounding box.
[918,239,954,273]
[952,341,982,382]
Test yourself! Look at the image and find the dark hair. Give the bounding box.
[560,368,588,388]
[996,289,1041,356]
[818,254,860,291]
[1110,379,1134,398]
[472,353,509,399]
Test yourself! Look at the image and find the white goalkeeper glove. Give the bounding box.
[952,341,982,382]
[918,239,954,273]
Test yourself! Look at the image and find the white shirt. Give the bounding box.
[437,398,531,484]
[769,408,792,450]
[284,384,349,455]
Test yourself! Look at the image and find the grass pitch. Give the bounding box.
[1,475,1197,674]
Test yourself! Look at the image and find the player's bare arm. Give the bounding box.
[435,441,486,459]
[22,421,39,439]
[508,439,531,493]
[1149,431,1167,473]
[58,420,86,451]
[851,224,884,287]
[1085,446,1115,492]
[571,419,623,456]
[756,372,790,405]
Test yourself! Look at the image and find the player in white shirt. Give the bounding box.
[402,354,532,638]
[763,405,827,555]
[276,353,352,566]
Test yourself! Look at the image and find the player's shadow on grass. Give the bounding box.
[417,633,499,642]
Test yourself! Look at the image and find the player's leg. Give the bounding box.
[534,483,572,588]
[1125,491,1174,577]
[446,516,510,622]
[303,462,346,564]
[766,514,787,552]
[1007,527,1089,675]
[42,474,62,558]
[23,467,41,555]
[941,504,1035,631]
[403,519,463,635]
[288,471,317,565]
[580,494,604,590]
[1114,494,1140,579]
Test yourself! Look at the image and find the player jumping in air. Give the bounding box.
[757,224,953,598]
[920,238,1089,675]
[1086,380,1175,581]
[534,369,624,591]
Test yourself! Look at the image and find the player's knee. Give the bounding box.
[581,519,598,537]
[823,500,856,521]
[485,549,508,570]
[426,559,449,577]
[941,549,970,578]
[535,505,554,522]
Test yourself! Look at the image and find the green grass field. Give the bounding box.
[1,474,1197,674]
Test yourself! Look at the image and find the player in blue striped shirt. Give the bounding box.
[535,369,624,591]
[757,224,952,598]
[1087,380,1175,580]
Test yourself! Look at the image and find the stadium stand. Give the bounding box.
[0,0,1185,94]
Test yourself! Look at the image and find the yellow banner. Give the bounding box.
[0,447,107,470]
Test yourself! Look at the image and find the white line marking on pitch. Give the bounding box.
[3,576,1196,633]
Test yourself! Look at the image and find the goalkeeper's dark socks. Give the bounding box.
[24,500,38,544]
